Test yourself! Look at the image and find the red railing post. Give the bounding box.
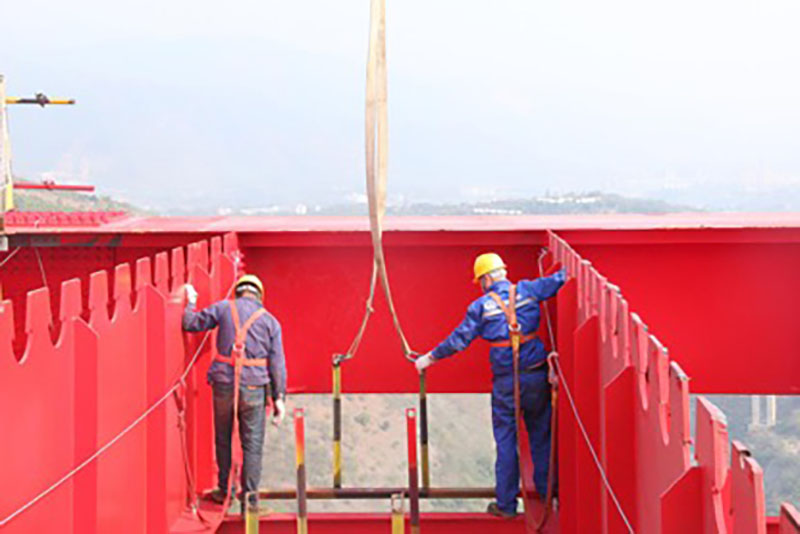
[406,408,420,534]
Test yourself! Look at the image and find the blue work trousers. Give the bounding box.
[491,370,554,514]
[212,384,266,496]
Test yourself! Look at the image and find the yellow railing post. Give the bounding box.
[391,493,405,534]
[244,491,259,534]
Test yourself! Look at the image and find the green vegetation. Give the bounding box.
[11,177,146,214]
[260,394,494,513]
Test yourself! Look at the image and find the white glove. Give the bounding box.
[272,397,286,427]
[185,284,198,306]
[415,352,436,373]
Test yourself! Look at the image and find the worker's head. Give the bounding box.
[473,252,507,291]
[235,274,264,301]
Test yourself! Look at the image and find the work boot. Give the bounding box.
[487,502,517,519]
[239,493,264,515]
[207,488,229,505]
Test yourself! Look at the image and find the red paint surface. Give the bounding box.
[13,183,95,192]
[215,513,556,534]
[574,241,800,394]
[2,216,800,533]
[0,234,238,533]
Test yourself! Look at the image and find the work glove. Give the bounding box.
[548,361,559,388]
[184,284,198,306]
[415,352,436,374]
[272,397,286,427]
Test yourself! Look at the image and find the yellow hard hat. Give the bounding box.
[235,274,264,297]
[473,253,506,283]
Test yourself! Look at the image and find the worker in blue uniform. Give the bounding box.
[415,252,566,518]
[183,274,287,510]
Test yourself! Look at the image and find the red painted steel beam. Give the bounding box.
[243,241,549,393]
[13,183,95,192]
[257,487,497,500]
[216,513,533,534]
[574,240,800,394]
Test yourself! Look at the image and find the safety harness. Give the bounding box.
[487,284,556,532]
[487,285,545,368]
[215,301,267,370]
[213,300,268,515]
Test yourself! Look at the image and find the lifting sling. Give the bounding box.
[331,0,427,493]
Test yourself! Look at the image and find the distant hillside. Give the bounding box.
[389,192,700,216]
[11,178,146,214]
[310,192,700,217]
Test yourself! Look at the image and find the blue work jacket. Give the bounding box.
[431,270,566,378]
[182,297,287,398]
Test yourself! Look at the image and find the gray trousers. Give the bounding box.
[212,383,266,497]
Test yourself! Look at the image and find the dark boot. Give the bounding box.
[487,501,517,519]
[239,493,263,515]
[207,488,229,505]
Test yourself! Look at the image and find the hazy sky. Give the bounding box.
[2,0,800,211]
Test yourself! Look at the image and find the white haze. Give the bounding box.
[2,0,799,212]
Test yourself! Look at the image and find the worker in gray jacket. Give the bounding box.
[183,274,287,507]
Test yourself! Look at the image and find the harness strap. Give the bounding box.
[488,285,539,532]
[214,299,270,516]
[489,332,538,348]
[230,299,268,347]
[214,355,268,366]
[216,300,268,367]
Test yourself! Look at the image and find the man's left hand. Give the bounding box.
[184,284,198,306]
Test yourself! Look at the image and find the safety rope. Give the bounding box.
[0,246,21,269]
[487,285,538,533]
[537,249,556,350]
[0,283,234,528]
[34,246,49,290]
[173,379,201,513]
[533,248,558,531]
[549,352,635,533]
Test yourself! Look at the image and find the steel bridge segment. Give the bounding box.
[4,216,800,533]
[548,231,800,534]
[571,238,800,394]
[0,233,240,534]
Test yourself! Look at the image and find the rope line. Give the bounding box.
[0,246,21,269]
[550,353,635,533]
[0,283,232,528]
[537,248,556,349]
[34,246,48,290]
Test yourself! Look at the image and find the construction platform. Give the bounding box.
[2,212,800,533]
